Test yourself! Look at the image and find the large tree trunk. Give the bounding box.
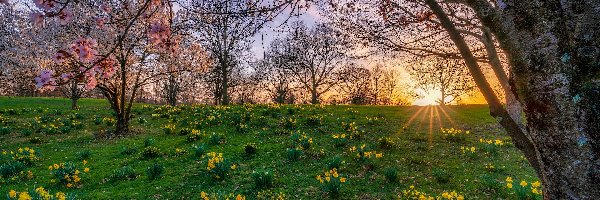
[451,0,600,198]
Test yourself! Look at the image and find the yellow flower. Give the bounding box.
[200,191,209,200]
[231,164,237,170]
[457,195,464,200]
[18,192,31,200]
[376,153,383,158]
[83,160,87,165]
[506,177,513,183]
[532,188,540,194]
[66,183,73,188]
[316,175,323,183]
[84,168,90,173]
[520,180,528,187]
[470,147,476,152]
[340,177,347,183]
[325,176,331,182]
[532,181,541,188]
[236,194,245,200]
[441,192,449,198]
[55,192,66,200]
[9,190,17,198]
[507,183,513,189]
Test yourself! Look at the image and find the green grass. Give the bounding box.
[0,97,539,199]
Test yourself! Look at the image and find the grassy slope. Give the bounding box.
[0,97,538,199]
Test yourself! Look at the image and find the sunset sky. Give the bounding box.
[250,6,488,106]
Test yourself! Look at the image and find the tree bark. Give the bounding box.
[71,97,79,110]
[425,0,543,173]
[460,0,600,198]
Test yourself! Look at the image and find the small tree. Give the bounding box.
[409,58,475,105]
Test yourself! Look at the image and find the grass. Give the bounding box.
[0,97,539,199]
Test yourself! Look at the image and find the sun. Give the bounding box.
[413,89,441,106]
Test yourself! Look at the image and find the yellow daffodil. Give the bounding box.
[506,177,513,183]
[520,180,528,187]
[55,192,66,200]
[9,190,17,198]
[507,183,513,189]
[532,181,541,188]
[236,194,245,200]
[18,192,31,200]
[83,160,87,165]
[84,168,90,173]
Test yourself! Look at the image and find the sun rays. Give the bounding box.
[401,105,458,146]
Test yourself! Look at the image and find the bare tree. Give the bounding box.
[179,0,301,105]
[271,22,351,104]
[409,58,475,105]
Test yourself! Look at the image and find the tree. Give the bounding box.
[408,58,475,105]
[271,22,351,104]
[259,38,298,104]
[435,0,600,197]
[179,0,301,105]
[30,0,179,136]
[326,0,600,197]
[157,41,211,106]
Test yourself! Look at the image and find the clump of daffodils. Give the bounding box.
[316,168,347,198]
[7,187,70,200]
[506,177,543,199]
[400,185,465,200]
[200,191,245,200]
[291,133,313,150]
[400,185,436,200]
[205,152,236,181]
[11,147,39,166]
[48,160,89,188]
[441,128,470,142]
[162,124,176,135]
[349,144,383,161]
[331,133,348,147]
[459,146,478,158]
[479,138,505,156]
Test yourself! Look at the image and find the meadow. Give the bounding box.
[0,97,540,199]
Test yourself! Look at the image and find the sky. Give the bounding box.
[249,6,487,106]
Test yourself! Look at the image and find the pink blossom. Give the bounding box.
[148,21,171,45]
[78,67,97,90]
[94,57,116,78]
[33,0,55,10]
[52,50,70,64]
[57,9,73,25]
[60,73,73,82]
[100,4,112,13]
[70,37,98,63]
[34,69,56,90]
[95,17,107,29]
[29,12,45,27]
[85,76,97,90]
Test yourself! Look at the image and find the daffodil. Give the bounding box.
[520,180,528,187]
[9,190,17,198]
